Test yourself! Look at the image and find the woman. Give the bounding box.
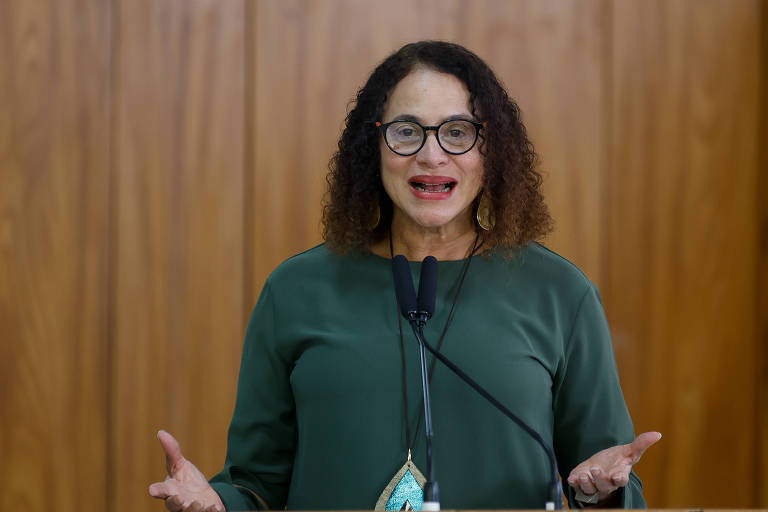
[149,41,660,511]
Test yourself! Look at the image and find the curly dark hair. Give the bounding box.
[322,40,552,254]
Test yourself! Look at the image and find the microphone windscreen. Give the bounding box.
[417,256,438,317]
[392,255,417,318]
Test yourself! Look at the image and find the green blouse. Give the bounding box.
[209,243,646,510]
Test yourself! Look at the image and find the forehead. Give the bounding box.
[382,68,472,122]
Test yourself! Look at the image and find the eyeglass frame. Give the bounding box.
[375,118,487,156]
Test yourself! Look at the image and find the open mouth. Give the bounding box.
[408,178,457,193]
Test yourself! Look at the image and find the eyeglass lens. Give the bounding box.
[385,120,478,155]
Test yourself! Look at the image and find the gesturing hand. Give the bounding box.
[148,430,225,512]
[567,431,662,505]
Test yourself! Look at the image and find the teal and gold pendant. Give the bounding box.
[375,450,426,511]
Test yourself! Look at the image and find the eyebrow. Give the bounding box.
[387,113,477,124]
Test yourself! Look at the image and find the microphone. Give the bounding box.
[417,256,438,324]
[392,255,417,319]
[392,255,440,511]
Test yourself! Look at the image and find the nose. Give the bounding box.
[415,130,448,167]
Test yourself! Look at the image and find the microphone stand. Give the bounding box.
[407,312,440,512]
[392,254,441,511]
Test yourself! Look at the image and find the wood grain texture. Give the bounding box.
[0,0,111,510]
[606,0,762,507]
[0,2,764,511]
[757,2,768,506]
[110,1,245,511]
[250,0,604,291]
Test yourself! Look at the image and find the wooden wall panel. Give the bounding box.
[0,1,111,511]
[110,1,245,511]
[606,0,762,507]
[0,2,764,511]
[250,0,605,293]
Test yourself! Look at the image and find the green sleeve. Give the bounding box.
[209,280,295,510]
[552,285,647,509]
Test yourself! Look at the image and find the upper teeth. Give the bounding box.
[414,182,453,192]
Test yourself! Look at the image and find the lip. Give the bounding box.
[408,175,455,185]
[408,175,457,200]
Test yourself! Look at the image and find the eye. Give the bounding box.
[388,122,422,141]
[441,121,474,142]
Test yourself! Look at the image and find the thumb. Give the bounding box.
[148,480,172,499]
[157,430,186,476]
[627,431,662,463]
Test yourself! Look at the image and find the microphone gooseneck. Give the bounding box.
[391,253,563,511]
[414,328,564,510]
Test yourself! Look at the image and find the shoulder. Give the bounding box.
[518,243,594,291]
[484,242,596,301]
[264,243,375,291]
[268,243,336,280]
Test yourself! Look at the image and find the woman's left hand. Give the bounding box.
[566,431,662,505]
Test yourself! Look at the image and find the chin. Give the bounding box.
[409,211,463,230]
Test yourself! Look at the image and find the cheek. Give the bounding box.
[380,150,409,182]
[465,157,485,193]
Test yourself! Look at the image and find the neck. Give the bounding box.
[375,212,479,261]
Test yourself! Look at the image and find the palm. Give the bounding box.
[148,430,224,512]
[577,442,639,478]
[567,431,661,502]
[162,458,215,501]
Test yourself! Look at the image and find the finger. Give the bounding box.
[576,471,598,495]
[626,431,662,463]
[188,501,204,512]
[610,469,630,487]
[158,430,187,475]
[566,468,583,488]
[165,495,186,512]
[589,466,618,495]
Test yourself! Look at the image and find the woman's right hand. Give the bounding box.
[148,430,225,512]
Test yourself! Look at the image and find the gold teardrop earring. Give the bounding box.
[476,193,495,231]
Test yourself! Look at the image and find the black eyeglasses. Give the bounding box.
[376,119,486,156]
